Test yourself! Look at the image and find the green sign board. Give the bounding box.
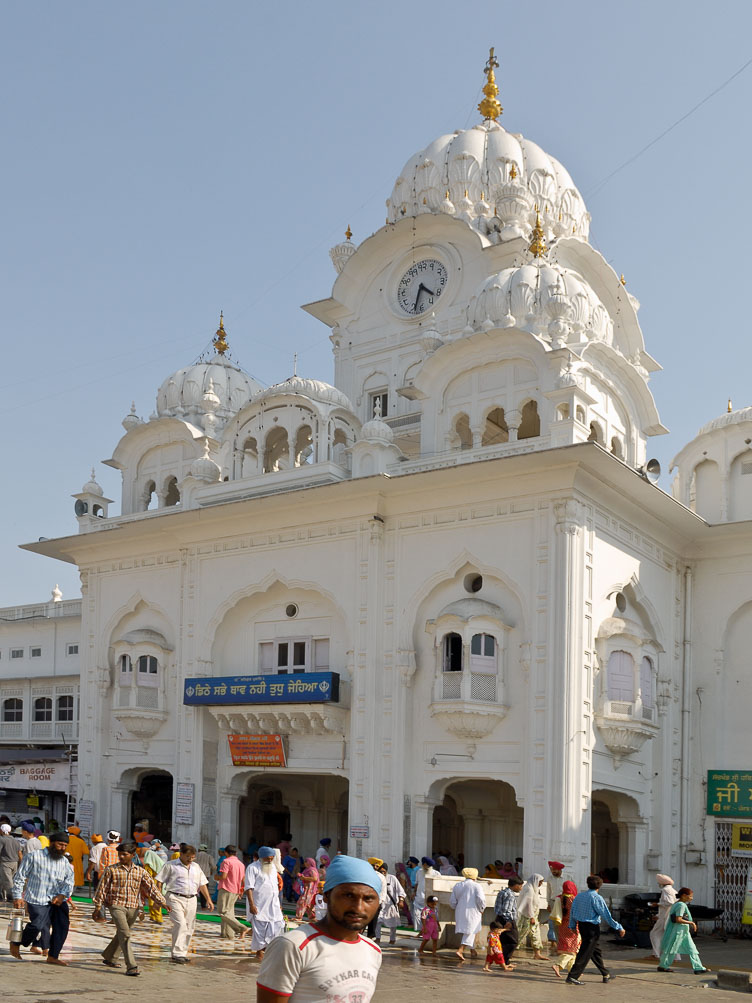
[707,771,752,817]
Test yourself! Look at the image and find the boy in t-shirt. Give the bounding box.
[257,854,382,1003]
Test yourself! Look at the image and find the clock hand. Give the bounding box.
[414,283,429,311]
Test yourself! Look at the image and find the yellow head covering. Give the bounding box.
[367,856,384,869]
[462,867,479,880]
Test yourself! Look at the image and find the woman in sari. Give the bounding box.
[658,888,710,974]
[294,857,319,921]
[551,880,580,977]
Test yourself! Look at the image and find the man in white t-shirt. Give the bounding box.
[256,854,382,1003]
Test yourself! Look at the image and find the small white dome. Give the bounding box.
[122,402,141,431]
[156,354,263,421]
[471,262,611,345]
[360,416,394,444]
[190,440,221,482]
[388,121,589,240]
[253,376,355,413]
[82,467,104,496]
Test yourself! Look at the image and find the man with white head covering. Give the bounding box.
[413,856,439,931]
[650,873,679,959]
[516,873,546,960]
[0,822,21,901]
[256,854,383,1002]
[449,867,486,960]
[246,846,284,959]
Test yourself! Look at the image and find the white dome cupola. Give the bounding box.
[155,314,263,427]
[387,49,590,242]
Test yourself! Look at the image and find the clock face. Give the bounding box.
[397,259,448,316]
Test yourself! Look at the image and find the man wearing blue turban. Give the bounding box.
[257,855,383,1002]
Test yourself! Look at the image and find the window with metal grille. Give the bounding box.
[56,695,74,721]
[2,698,22,722]
[33,697,52,722]
[30,647,42,658]
[66,643,79,655]
[10,649,23,659]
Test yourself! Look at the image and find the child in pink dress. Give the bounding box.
[418,895,440,955]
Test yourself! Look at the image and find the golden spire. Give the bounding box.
[213,311,229,356]
[478,47,503,122]
[620,273,626,286]
[509,162,518,180]
[728,398,733,413]
[345,224,352,241]
[529,207,547,258]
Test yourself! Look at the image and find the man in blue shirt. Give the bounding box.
[494,876,523,964]
[566,874,625,984]
[11,831,74,964]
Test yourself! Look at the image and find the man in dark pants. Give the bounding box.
[566,874,625,984]
[494,876,523,964]
[11,831,74,965]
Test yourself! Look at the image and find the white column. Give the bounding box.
[218,787,240,848]
[413,795,442,858]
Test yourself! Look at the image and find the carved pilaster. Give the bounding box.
[554,497,583,536]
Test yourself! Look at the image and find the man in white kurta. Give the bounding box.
[449,868,486,959]
[413,857,439,930]
[246,846,284,958]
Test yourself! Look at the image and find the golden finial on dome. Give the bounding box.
[509,162,518,180]
[620,274,626,286]
[345,224,353,241]
[529,207,547,258]
[213,311,229,356]
[478,47,503,122]
[728,398,733,413]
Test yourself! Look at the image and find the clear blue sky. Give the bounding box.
[3,0,751,605]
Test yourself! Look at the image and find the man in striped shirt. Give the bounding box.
[93,841,169,976]
[11,831,74,964]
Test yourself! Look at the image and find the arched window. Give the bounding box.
[442,633,463,672]
[2,698,22,722]
[575,405,586,423]
[454,413,473,449]
[518,400,540,440]
[164,477,180,507]
[264,427,290,472]
[295,425,314,466]
[137,655,159,687]
[56,695,74,722]
[482,407,508,446]
[639,656,655,716]
[33,697,52,722]
[119,654,132,683]
[332,427,348,466]
[588,421,604,445]
[607,650,634,702]
[610,437,624,459]
[557,403,570,421]
[470,633,497,674]
[143,480,157,511]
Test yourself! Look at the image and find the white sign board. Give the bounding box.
[175,782,194,825]
[0,762,70,792]
[349,825,370,839]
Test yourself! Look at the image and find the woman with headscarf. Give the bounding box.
[450,867,486,959]
[551,880,580,977]
[517,873,546,960]
[650,873,678,959]
[294,857,319,921]
[143,841,166,923]
[438,855,458,876]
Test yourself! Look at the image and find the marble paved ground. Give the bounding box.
[2,903,751,1002]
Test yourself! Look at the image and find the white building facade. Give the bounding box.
[18,54,752,928]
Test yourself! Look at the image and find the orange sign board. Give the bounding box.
[228,734,286,767]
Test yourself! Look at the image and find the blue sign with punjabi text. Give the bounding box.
[183,671,340,706]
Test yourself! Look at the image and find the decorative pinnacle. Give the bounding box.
[509,163,518,180]
[213,311,229,356]
[345,224,352,241]
[728,398,733,413]
[478,47,503,122]
[529,207,547,258]
[620,274,626,286]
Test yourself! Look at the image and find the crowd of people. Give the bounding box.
[3,814,711,998]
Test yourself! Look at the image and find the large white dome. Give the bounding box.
[387,120,589,241]
[156,354,263,421]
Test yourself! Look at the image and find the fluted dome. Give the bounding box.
[698,405,752,436]
[82,468,104,496]
[156,354,263,421]
[253,376,355,413]
[360,415,394,443]
[387,121,589,240]
[470,262,611,346]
